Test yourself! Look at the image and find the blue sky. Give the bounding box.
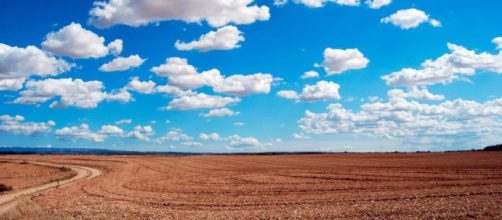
[1,0,501,152]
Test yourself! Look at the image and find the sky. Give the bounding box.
[0,0,501,152]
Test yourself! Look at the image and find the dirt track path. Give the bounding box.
[0,160,102,215]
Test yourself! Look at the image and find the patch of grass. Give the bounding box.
[0,183,13,192]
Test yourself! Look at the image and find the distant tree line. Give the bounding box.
[484,144,502,151]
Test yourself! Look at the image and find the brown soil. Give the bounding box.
[1,152,502,219]
[0,161,75,194]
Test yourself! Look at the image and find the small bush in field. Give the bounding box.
[0,183,13,192]
[59,166,71,172]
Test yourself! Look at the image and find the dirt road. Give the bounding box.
[0,160,101,215]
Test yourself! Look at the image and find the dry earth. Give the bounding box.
[0,161,75,194]
[1,152,502,219]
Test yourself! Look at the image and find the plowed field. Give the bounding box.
[1,152,501,219]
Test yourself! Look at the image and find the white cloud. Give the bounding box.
[316,48,369,75]
[429,19,442,28]
[0,43,72,91]
[165,93,240,110]
[381,8,441,29]
[126,77,156,94]
[213,73,274,96]
[115,119,132,125]
[492,37,502,50]
[277,80,341,102]
[382,39,502,87]
[298,89,502,147]
[199,132,221,141]
[151,57,198,77]
[105,89,133,103]
[175,26,244,52]
[123,76,194,97]
[294,0,360,8]
[154,129,193,143]
[0,78,25,91]
[234,122,245,126]
[0,115,55,136]
[365,0,391,9]
[99,125,124,135]
[151,57,274,96]
[387,88,444,101]
[55,124,106,142]
[99,55,145,72]
[14,78,130,109]
[200,108,239,117]
[89,0,270,28]
[277,90,300,100]
[155,84,195,97]
[107,39,123,56]
[274,0,288,6]
[126,125,154,142]
[292,132,310,139]
[301,70,320,79]
[151,57,220,89]
[42,23,120,58]
[228,135,262,148]
[181,141,202,146]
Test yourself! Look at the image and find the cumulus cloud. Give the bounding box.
[200,108,239,117]
[0,78,25,91]
[165,93,240,110]
[13,78,130,109]
[154,129,193,143]
[155,84,195,97]
[277,81,341,102]
[493,37,502,50]
[298,89,502,147]
[274,0,288,6]
[387,88,444,101]
[126,125,154,142]
[126,77,156,94]
[98,125,124,136]
[0,115,55,136]
[105,89,133,103]
[181,141,202,146]
[293,0,360,8]
[200,132,222,141]
[227,135,269,149]
[88,0,270,28]
[107,39,123,55]
[381,8,441,29]
[115,119,132,125]
[228,135,260,147]
[301,70,320,79]
[151,57,274,96]
[365,0,391,9]
[123,77,194,97]
[42,23,121,58]
[0,43,72,91]
[55,124,106,142]
[175,26,244,52]
[293,132,310,139]
[195,132,268,149]
[382,39,502,87]
[279,0,391,9]
[99,55,145,72]
[316,48,369,75]
[213,73,274,96]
